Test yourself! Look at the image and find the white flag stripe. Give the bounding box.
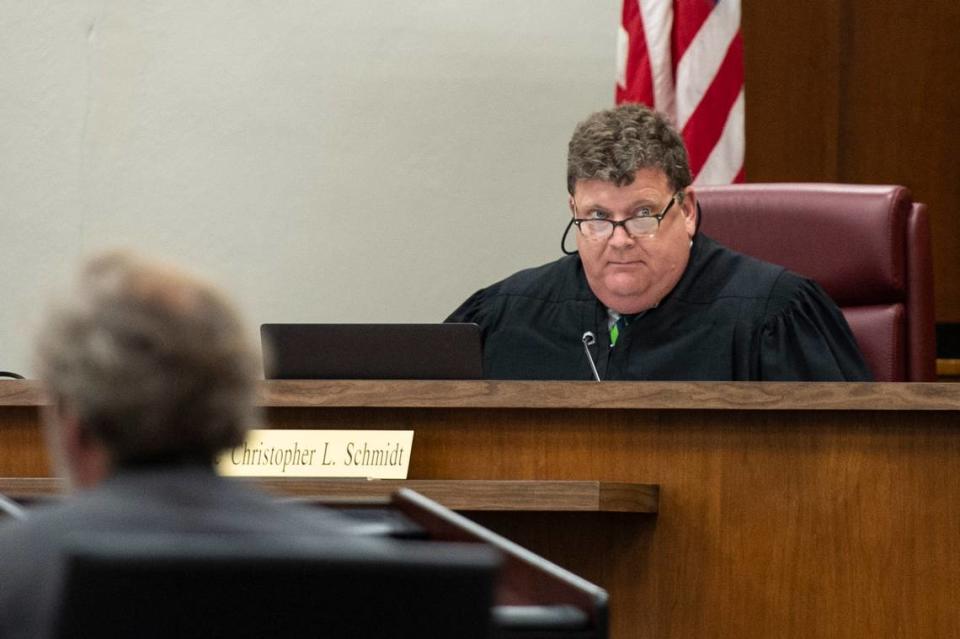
[616,25,630,90]
[675,0,741,130]
[694,88,745,186]
[638,0,676,118]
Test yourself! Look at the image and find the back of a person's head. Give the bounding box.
[35,251,259,466]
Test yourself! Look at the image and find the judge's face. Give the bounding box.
[571,168,697,314]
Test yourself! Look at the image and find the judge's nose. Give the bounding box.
[607,223,636,249]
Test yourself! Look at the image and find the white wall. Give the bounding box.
[0,1,618,375]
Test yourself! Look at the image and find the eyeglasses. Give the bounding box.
[571,191,683,241]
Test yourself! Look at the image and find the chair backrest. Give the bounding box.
[55,533,500,639]
[697,184,935,381]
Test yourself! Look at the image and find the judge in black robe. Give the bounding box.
[446,231,871,381]
[446,103,871,382]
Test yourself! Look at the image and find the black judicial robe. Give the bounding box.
[446,234,872,381]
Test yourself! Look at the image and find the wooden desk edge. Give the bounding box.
[0,477,659,514]
[2,380,959,411]
[259,380,960,410]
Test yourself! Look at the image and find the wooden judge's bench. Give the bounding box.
[2,380,960,639]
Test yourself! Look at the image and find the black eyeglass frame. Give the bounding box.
[561,191,683,255]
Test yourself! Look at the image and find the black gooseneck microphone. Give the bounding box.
[581,332,601,382]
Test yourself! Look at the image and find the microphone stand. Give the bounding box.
[581,332,602,382]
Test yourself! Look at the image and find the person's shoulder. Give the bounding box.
[0,497,91,544]
[0,514,42,551]
[481,255,587,301]
[0,512,63,639]
[685,234,791,302]
[179,471,371,536]
[694,235,840,317]
[447,255,588,324]
[0,501,78,592]
[766,268,818,307]
[265,497,375,535]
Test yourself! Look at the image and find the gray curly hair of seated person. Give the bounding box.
[34,251,259,465]
[566,103,693,195]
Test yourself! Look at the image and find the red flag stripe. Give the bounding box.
[681,32,744,177]
[617,1,654,104]
[616,0,744,184]
[672,0,714,69]
[733,164,745,184]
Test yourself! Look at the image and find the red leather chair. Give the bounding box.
[696,184,935,382]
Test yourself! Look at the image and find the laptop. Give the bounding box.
[260,323,483,380]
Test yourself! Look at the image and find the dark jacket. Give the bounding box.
[447,234,872,381]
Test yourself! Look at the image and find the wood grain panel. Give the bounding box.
[0,477,658,513]
[6,379,960,411]
[0,408,49,476]
[0,380,46,406]
[383,407,960,639]
[838,0,960,322]
[741,0,960,323]
[3,382,959,638]
[257,380,960,410]
[741,0,841,182]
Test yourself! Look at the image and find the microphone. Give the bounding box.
[581,332,601,382]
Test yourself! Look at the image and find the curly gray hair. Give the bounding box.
[566,103,692,194]
[35,251,259,465]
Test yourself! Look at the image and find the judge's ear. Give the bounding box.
[568,195,576,217]
[680,189,698,238]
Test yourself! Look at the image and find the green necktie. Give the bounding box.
[609,316,627,347]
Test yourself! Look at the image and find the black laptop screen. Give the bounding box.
[260,323,483,380]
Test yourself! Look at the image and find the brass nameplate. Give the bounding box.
[216,429,413,479]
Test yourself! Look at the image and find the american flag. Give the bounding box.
[616,0,745,185]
